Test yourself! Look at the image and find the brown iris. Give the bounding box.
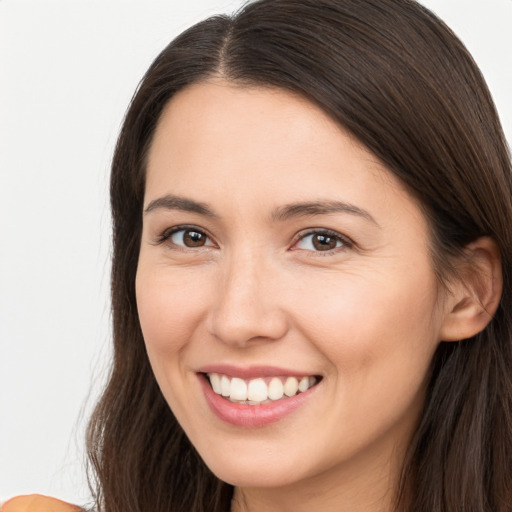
[183,230,207,247]
[312,233,338,251]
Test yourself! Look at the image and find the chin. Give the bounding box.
[192,438,316,489]
[208,460,305,488]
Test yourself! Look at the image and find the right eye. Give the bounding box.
[159,227,215,248]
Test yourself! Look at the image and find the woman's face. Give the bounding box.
[136,81,450,493]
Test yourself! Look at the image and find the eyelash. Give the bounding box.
[291,228,353,255]
[154,225,353,254]
[155,225,216,249]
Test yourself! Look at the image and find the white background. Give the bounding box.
[1,0,511,505]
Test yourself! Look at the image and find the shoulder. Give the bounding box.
[1,495,82,512]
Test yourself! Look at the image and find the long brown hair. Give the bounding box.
[86,1,512,511]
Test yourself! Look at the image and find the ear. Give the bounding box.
[440,237,503,342]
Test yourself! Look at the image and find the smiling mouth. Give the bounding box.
[204,373,321,405]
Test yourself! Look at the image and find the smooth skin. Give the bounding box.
[136,81,501,512]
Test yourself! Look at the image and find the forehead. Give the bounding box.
[145,80,423,228]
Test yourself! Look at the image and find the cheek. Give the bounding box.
[286,269,440,457]
[135,265,210,357]
[290,263,440,388]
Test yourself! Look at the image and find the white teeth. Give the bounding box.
[230,377,248,400]
[268,377,284,400]
[207,373,318,404]
[284,377,299,397]
[298,376,310,392]
[247,378,268,402]
[221,375,231,397]
[210,373,222,394]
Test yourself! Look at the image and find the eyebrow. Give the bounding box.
[144,194,218,217]
[271,200,379,225]
[144,194,378,226]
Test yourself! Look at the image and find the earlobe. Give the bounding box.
[439,237,503,342]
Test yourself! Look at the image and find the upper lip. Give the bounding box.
[197,364,319,380]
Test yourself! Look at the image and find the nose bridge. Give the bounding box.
[209,244,288,346]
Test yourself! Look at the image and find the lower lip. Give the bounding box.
[199,374,318,428]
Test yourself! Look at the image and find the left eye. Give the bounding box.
[294,231,346,252]
[168,228,214,248]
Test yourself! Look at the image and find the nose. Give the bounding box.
[207,250,289,347]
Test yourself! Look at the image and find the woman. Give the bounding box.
[4,0,511,510]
